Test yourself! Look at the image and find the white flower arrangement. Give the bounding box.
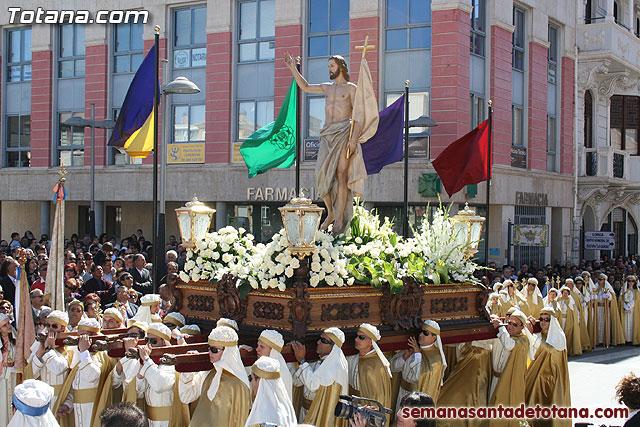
[399,207,480,286]
[180,226,255,284]
[180,203,480,295]
[248,229,351,291]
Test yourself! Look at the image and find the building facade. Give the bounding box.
[577,0,640,261]
[0,0,577,266]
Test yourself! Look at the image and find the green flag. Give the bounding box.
[240,79,298,178]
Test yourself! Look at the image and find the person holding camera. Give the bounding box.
[291,327,348,426]
[346,323,392,424]
[390,320,446,408]
[244,356,297,427]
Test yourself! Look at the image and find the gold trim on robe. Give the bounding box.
[189,369,250,427]
[489,334,529,427]
[303,381,347,427]
[525,334,571,427]
[418,346,445,405]
[438,344,492,427]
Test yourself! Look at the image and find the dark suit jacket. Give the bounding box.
[105,301,138,320]
[624,411,640,427]
[129,267,152,295]
[82,277,115,306]
[0,276,16,308]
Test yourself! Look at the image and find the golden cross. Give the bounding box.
[58,163,68,183]
[355,35,376,61]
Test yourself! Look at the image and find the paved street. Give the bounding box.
[569,345,639,426]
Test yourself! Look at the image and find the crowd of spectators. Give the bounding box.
[0,229,184,327]
[484,254,640,297]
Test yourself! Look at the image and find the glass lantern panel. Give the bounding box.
[470,222,484,248]
[302,212,320,245]
[193,213,211,241]
[178,212,192,241]
[284,212,301,246]
[452,221,468,247]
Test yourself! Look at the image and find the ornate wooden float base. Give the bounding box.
[175,273,494,344]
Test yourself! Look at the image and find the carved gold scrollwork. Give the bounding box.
[187,294,215,312]
[380,277,424,330]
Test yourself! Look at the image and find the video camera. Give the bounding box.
[334,395,393,427]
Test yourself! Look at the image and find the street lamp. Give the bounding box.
[156,76,201,284]
[278,195,324,259]
[403,82,438,237]
[63,104,116,238]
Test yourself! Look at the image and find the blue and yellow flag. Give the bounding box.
[108,47,158,158]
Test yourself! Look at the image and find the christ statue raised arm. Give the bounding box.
[284,53,368,234]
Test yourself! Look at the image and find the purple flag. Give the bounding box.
[361,95,405,175]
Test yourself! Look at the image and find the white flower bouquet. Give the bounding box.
[249,229,352,291]
[180,226,255,284]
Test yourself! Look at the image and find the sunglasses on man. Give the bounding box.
[146,337,160,346]
[539,317,551,323]
[506,321,523,328]
[319,337,333,345]
[208,346,224,354]
[355,334,367,341]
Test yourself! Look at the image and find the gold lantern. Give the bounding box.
[175,195,215,249]
[451,203,486,258]
[278,196,324,258]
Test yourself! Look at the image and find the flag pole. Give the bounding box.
[485,100,493,268]
[403,81,410,237]
[295,57,301,196]
[152,27,160,291]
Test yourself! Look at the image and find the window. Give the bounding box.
[547,24,559,172]
[584,91,593,148]
[110,109,142,165]
[470,0,485,56]
[470,94,485,129]
[306,0,350,138]
[238,0,275,62]
[173,6,207,68]
[386,92,430,158]
[547,116,557,172]
[114,22,144,73]
[5,115,30,167]
[6,27,31,82]
[514,206,546,268]
[547,25,557,84]
[512,106,524,146]
[385,0,431,51]
[610,95,640,154]
[308,0,349,57]
[384,0,432,158]
[238,100,274,140]
[59,24,85,77]
[58,112,85,166]
[173,104,206,143]
[236,0,275,141]
[512,7,525,71]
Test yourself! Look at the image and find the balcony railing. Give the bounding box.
[613,152,625,178]
[585,150,598,176]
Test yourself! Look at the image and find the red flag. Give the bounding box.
[432,119,491,197]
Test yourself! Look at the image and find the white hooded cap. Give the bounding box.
[206,326,250,400]
[164,312,186,328]
[216,318,238,332]
[358,323,391,378]
[244,356,297,427]
[311,328,348,394]
[258,329,293,398]
[8,379,59,427]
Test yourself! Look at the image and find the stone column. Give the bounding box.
[606,0,615,22]
[215,201,227,231]
[95,201,104,236]
[40,202,50,237]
